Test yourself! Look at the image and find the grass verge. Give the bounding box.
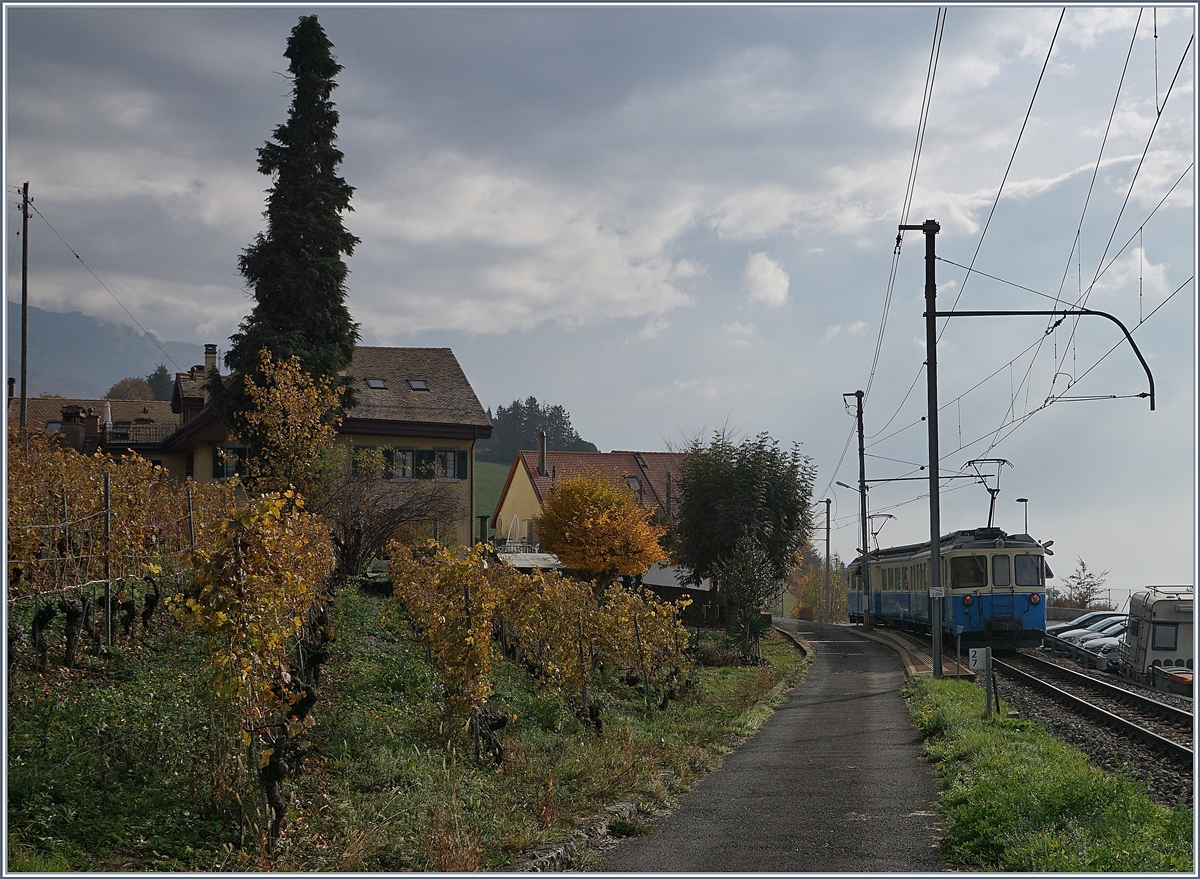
[6,587,809,871]
[904,676,1193,872]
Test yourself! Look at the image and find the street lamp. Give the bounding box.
[1016,497,1029,535]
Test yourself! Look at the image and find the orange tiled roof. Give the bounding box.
[515,449,683,517]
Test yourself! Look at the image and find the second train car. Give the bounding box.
[847,527,1048,649]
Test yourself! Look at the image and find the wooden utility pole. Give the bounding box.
[20,181,30,433]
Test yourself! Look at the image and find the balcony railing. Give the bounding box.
[102,422,178,446]
[495,539,541,554]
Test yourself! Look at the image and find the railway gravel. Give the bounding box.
[991,671,1194,809]
[1026,647,1194,712]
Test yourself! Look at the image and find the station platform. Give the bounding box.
[851,625,975,679]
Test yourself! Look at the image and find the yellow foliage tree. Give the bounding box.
[534,473,666,587]
[240,348,343,499]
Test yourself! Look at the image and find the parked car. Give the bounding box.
[1046,610,1125,636]
[1058,616,1128,644]
[1077,621,1127,646]
[1083,636,1125,657]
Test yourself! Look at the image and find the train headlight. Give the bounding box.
[1030,592,1041,605]
[962,594,974,606]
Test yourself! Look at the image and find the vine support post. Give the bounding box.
[577,615,588,713]
[186,483,196,551]
[633,615,649,711]
[104,470,112,646]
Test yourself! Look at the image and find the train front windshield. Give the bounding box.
[1014,554,1043,586]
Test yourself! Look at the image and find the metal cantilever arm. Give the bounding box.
[930,308,1155,411]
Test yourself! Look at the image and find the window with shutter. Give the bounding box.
[416,449,436,479]
[456,449,468,480]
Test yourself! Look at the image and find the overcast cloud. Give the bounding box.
[4,4,1195,598]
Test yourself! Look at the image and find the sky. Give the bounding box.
[4,3,1196,601]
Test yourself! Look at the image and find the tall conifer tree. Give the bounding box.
[217,15,359,421]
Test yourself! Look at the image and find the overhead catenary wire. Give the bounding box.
[864,268,1188,514]
[1049,10,1144,316]
[1049,30,1195,396]
[820,6,946,500]
[939,7,1065,331]
[862,8,1063,458]
[924,159,1192,442]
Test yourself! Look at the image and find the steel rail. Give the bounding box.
[1014,651,1193,729]
[992,657,1193,762]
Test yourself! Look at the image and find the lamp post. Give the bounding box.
[1016,497,1029,535]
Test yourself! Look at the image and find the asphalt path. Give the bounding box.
[593,621,945,872]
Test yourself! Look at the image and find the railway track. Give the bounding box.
[992,654,1193,763]
[1008,652,1192,729]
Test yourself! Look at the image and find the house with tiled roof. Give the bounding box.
[5,393,178,462]
[158,344,493,546]
[489,436,719,620]
[489,436,682,543]
[11,343,493,547]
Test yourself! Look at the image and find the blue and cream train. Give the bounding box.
[847,527,1048,649]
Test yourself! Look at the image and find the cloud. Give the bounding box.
[723,322,756,346]
[825,321,864,342]
[741,252,789,308]
[638,316,671,340]
[634,378,722,403]
[350,150,696,334]
[1091,247,1170,300]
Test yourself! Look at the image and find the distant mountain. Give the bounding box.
[6,303,206,399]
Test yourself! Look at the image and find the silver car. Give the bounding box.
[1058,616,1127,644]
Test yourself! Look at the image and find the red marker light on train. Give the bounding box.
[962,594,973,606]
[1030,593,1041,605]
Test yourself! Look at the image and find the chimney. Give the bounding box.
[82,407,100,443]
[60,405,86,452]
[7,377,13,399]
[204,344,218,376]
[538,429,547,477]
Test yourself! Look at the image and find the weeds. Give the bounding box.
[905,676,1193,872]
[7,587,806,871]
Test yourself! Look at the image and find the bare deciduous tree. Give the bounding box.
[1060,556,1109,609]
[316,446,463,584]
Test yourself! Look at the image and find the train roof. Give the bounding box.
[850,527,1043,566]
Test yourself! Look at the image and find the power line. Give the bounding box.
[862,9,1062,466]
[28,202,184,373]
[896,160,1193,462]
[939,7,1065,329]
[820,7,946,500]
[1067,275,1191,390]
[1050,31,1195,395]
[1049,9,1143,315]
